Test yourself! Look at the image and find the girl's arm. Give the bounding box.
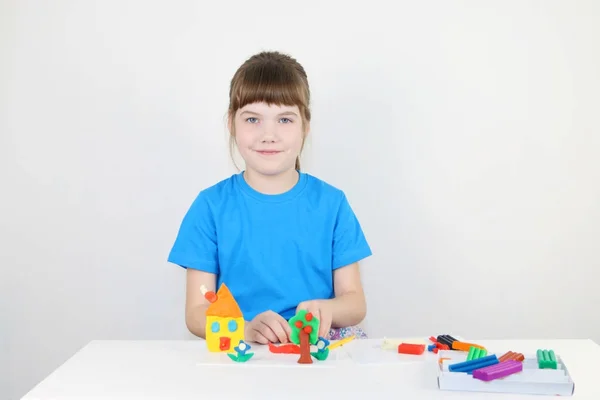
[329,262,367,328]
[185,268,217,339]
[297,262,367,337]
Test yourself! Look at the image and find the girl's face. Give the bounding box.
[231,101,306,177]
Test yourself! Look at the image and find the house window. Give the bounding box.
[211,321,220,333]
[228,319,238,332]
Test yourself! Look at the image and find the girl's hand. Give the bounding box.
[245,310,291,344]
[296,300,333,338]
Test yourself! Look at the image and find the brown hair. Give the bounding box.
[228,51,311,171]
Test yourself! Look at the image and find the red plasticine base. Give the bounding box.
[398,343,426,355]
[268,342,301,354]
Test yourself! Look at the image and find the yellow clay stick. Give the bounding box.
[328,335,355,350]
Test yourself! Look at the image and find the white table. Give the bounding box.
[21,338,600,399]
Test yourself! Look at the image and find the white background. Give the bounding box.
[2,1,599,399]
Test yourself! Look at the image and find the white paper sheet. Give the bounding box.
[195,343,353,367]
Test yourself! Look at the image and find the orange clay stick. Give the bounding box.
[452,341,486,352]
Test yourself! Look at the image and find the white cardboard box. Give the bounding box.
[437,349,575,396]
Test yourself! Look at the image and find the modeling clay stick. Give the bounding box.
[445,334,458,342]
[499,351,524,362]
[467,346,487,360]
[451,341,486,352]
[328,335,355,350]
[498,351,514,362]
[449,354,499,373]
[473,360,523,381]
[537,349,557,369]
[268,342,300,354]
[435,342,450,350]
[398,343,425,355]
[437,335,456,347]
[467,346,477,360]
[436,335,449,347]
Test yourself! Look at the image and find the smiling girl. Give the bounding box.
[168,51,372,345]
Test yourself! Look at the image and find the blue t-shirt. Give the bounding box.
[167,171,372,321]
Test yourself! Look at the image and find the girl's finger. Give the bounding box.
[253,331,269,344]
[258,321,279,343]
[282,319,292,338]
[268,319,290,343]
[320,313,332,338]
[310,308,321,332]
[274,313,292,338]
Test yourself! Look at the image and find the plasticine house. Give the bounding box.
[203,283,245,352]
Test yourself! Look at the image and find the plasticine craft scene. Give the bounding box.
[201,284,245,354]
[198,285,575,395]
[200,284,343,365]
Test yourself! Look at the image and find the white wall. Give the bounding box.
[2,1,599,398]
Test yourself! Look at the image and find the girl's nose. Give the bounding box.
[261,130,276,142]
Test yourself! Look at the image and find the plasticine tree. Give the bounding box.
[289,309,319,364]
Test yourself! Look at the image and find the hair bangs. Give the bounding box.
[230,62,308,113]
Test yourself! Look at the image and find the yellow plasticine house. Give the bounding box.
[201,283,245,352]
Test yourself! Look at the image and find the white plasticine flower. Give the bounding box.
[317,341,325,350]
[239,343,247,351]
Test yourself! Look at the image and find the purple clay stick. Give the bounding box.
[473,360,523,381]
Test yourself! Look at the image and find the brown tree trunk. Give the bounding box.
[297,330,313,364]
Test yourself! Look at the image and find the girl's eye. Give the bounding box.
[246,117,258,123]
[279,118,292,123]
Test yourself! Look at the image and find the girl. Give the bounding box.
[168,51,372,344]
